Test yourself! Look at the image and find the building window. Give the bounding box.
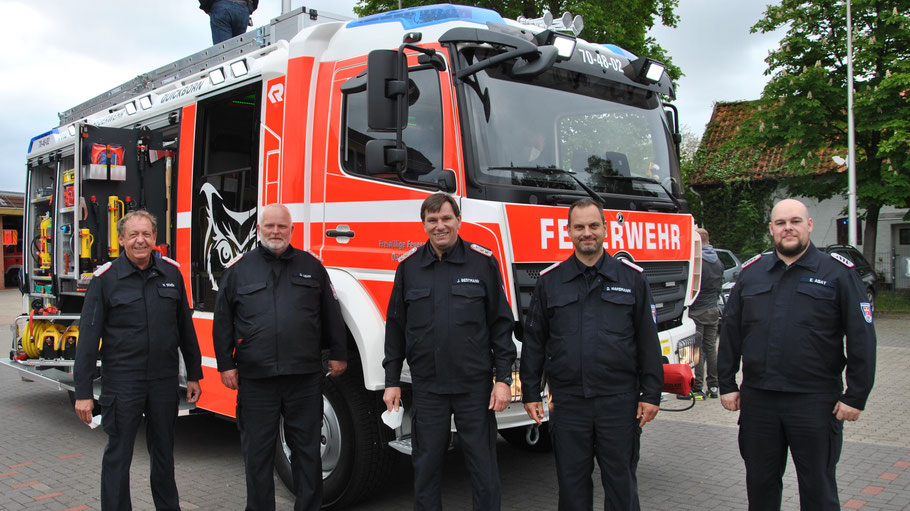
[836,217,862,246]
[900,228,910,245]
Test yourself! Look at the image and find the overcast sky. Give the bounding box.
[0,0,782,193]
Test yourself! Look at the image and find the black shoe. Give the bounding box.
[708,387,719,399]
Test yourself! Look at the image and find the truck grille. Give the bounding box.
[512,260,688,335]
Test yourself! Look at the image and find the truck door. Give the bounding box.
[318,60,451,278]
[188,82,262,312]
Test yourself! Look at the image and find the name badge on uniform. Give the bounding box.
[605,285,632,294]
[800,277,831,287]
[651,304,658,324]
[158,282,176,288]
[297,273,313,279]
[860,302,873,323]
[455,277,480,285]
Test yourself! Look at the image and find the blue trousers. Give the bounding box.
[411,387,501,511]
[210,0,250,44]
[550,392,641,511]
[99,377,180,511]
[738,386,843,510]
[238,374,323,511]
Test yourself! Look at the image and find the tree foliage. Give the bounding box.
[747,0,910,261]
[353,0,682,79]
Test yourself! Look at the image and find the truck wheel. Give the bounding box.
[274,367,395,509]
[499,423,552,453]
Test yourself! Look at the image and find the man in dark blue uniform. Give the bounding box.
[383,193,516,511]
[520,198,663,511]
[74,210,203,511]
[213,203,347,511]
[718,198,877,510]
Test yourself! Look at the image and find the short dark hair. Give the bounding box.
[420,193,461,221]
[118,210,158,238]
[568,198,605,224]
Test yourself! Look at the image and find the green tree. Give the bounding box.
[749,0,910,263]
[353,0,682,80]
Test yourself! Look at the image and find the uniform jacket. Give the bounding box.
[717,243,876,409]
[383,237,516,394]
[74,255,203,400]
[213,245,347,378]
[520,251,664,405]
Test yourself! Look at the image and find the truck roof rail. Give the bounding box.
[58,7,350,126]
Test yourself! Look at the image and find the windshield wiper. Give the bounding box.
[487,166,605,205]
[600,174,681,212]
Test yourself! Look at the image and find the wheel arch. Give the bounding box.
[326,268,387,391]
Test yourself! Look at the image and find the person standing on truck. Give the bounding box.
[520,198,663,511]
[213,203,347,511]
[679,227,724,400]
[73,210,203,511]
[718,198,877,510]
[202,0,258,45]
[383,192,516,511]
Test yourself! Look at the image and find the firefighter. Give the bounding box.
[520,198,663,511]
[73,210,203,511]
[718,198,876,510]
[213,203,347,511]
[383,193,516,511]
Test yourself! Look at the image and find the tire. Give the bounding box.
[499,422,552,452]
[866,286,875,312]
[274,364,395,509]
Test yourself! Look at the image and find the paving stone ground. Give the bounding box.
[0,289,907,510]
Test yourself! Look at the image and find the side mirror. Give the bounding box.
[365,139,407,175]
[511,46,558,78]
[367,49,408,132]
[436,169,456,192]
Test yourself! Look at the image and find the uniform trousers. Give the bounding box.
[689,307,719,392]
[411,387,501,511]
[238,373,323,511]
[99,376,180,511]
[550,392,641,511]
[738,386,843,511]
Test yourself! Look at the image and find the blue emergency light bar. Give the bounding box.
[349,3,504,30]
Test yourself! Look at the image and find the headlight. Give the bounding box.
[676,334,701,366]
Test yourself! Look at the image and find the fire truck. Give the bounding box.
[5,4,701,508]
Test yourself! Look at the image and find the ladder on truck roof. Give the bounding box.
[58,7,349,126]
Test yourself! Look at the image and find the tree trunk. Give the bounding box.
[862,204,880,267]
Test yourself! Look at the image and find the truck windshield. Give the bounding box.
[461,57,681,205]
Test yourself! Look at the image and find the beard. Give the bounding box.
[775,238,808,258]
[261,237,289,254]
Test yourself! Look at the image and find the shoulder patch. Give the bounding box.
[93,261,112,277]
[830,252,855,268]
[398,246,418,262]
[470,243,493,257]
[160,255,180,268]
[540,261,561,276]
[224,253,244,269]
[620,258,644,273]
[741,253,762,269]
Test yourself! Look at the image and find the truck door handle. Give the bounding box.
[326,225,355,241]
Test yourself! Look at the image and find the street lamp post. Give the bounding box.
[847,0,857,246]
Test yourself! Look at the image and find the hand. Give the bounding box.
[186,381,202,403]
[220,369,239,390]
[383,386,401,411]
[328,360,347,378]
[721,391,741,411]
[524,402,544,424]
[488,382,511,412]
[637,402,659,427]
[74,398,94,424]
[833,401,862,421]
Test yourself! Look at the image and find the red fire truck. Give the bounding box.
[5,5,701,508]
